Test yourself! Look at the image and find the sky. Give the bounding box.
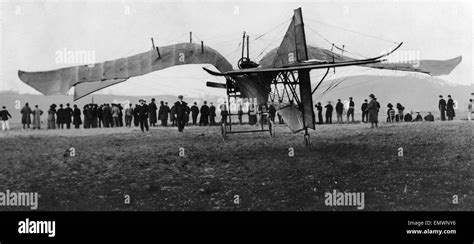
[0,0,472,98]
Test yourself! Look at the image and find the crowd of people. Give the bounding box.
[1,94,472,132]
[314,94,467,128]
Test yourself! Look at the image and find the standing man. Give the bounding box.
[468,99,473,121]
[199,101,209,126]
[367,94,379,128]
[347,97,355,123]
[220,101,228,124]
[209,102,216,125]
[138,99,150,132]
[161,102,170,126]
[173,95,190,132]
[335,99,344,123]
[133,104,140,127]
[315,102,323,124]
[325,101,333,124]
[125,104,133,127]
[149,98,158,127]
[57,104,65,129]
[97,104,103,128]
[73,104,82,129]
[361,99,369,123]
[0,106,12,131]
[32,105,43,129]
[237,102,244,124]
[64,103,73,129]
[268,104,276,123]
[21,102,32,130]
[438,95,447,121]
[191,102,199,125]
[111,104,120,127]
[446,95,455,120]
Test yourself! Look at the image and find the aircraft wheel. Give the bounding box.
[221,122,227,140]
[269,120,275,137]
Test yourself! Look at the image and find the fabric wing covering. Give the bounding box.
[18,43,233,101]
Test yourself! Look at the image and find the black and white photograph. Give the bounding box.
[0,0,472,241]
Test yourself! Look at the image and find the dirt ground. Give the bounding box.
[0,120,472,211]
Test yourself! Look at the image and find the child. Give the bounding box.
[387,103,395,123]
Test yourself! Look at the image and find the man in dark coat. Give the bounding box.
[209,102,216,125]
[20,103,32,129]
[57,104,65,129]
[315,102,323,124]
[325,102,333,124]
[335,99,344,123]
[347,97,355,123]
[149,99,157,127]
[159,101,169,126]
[138,99,149,132]
[446,95,455,120]
[90,104,98,128]
[199,101,210,126]
[133,104,140,127]
[73,104,82,129]
[191,102,199,125]
[64,103,73,129]
[439,95,447,121]
[173,95,190,132]
[86,104,95,128]
[102,104,111,127]
[98,104,103,128]
[268,105,276,123]
[83,105,89,128]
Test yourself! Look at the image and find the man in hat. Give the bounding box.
[173,95,190,132]
[347,97,355,123]
[438,95,446,121]
[361,99,369,123]
[335,99,344,123]
[446,95,455,120]
[21,102,32,130]
[138,99,149,132]
[57,104,65,129]
[367,94,379,128]
[64,103,73,129]
[149,98,158,127]
[199,101,209,126]
[191,102,199,125]
[325,101,333,124]
[209,102,216,125]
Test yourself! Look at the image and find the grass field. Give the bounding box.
[0,120,472,211]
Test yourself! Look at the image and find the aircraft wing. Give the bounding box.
[18,42,233,100]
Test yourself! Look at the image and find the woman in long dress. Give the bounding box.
[367,94,379,128]
[47,105,56,129]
